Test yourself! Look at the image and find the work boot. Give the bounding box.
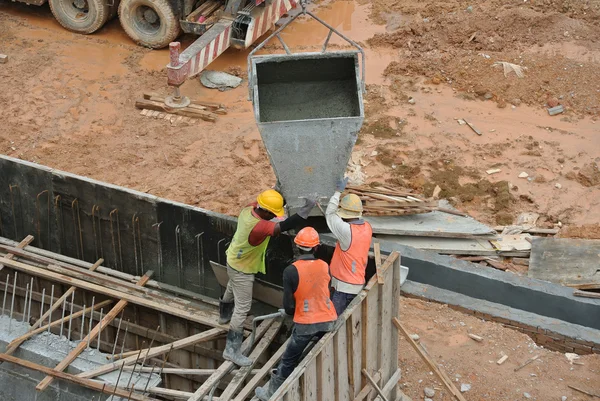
[218,298,234,325]
[223,329,252,367]
[255,369,285,401]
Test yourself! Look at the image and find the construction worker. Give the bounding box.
[255,227,337,400]
[220,189,316,367]
[326,177,373,315]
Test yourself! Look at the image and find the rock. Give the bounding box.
[555,183,562,189]
[425,398,433,401]
[431,77,441,85]
[484,92,493,100]
[460,383,471,393]
[524,392,531,399]
[200,70,243,91]
[512,98,522,106]
[577,163,600,187]
[518,172,529,178]
[562,397,567,401]
[410,334,420,341]
[370,150,378,157]
[547,97,560,108]
[408,97,416,104]
[466,5,473,12]
[424,387,435,398]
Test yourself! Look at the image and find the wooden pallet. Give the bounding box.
[346,185,437,216]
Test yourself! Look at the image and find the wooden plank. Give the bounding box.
[3,258,103,355]
[374,242,383,284]
[187,320,273,401]
[79,327,225,379]
[285,379,301,401]
[5,299,112,355]
[124,366,259,375]
[232,338,290,401]
[390,256,401,401]
[135,98,217,122]
[380,257,395,389]
[0,235,34,271]
[379,252,399,278]
[334,327,350,401]
[373,368,402,401]
[37,272,153,390]
[302,359,318,401]
[574,290,600,299]
[393,318,466,401]
[353,370,381,401]
[0,353,158,401]
[362,369,389,401]
[490,234,532,252]
[147,387,195,399]
[0,257,222,328]
[566,283,600,290]
[350,307,362,398]
[529,238,600,285]
[219,320,282,400]
[318,340,335,401]
[365,284,380,386]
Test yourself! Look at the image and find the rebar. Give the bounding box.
[92,205,104,261]
[54,195,64,254]
[39,288,46,327]
[195,232,205,290]
[47,285,54,343]
[110,355,127,399]
[2,274,9,315]
[111,311,125,360]
[22,283,29,323]
[119,320,130,358]
[157,344,174,380]
[71,199,84,259]
[132,214,140,276]
[35,190,50,249]
[140,325,160,368]
[8,272,17,332]
[87,296,95,348]
[152,222,163,280]
[110,209,123,272]
[97,308,104,351]
[67,291,75,341]
[59,296,67,337]
[27,277,33,323]
[126,345,145,390]
[142,364,157,394]
[80,303,86,341]
[175,225,183,287]
[217,238,227,265]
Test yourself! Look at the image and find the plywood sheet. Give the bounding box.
[365,212,496,239]
[528,238,600,285]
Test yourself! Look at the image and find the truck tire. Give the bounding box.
[49,0,109,34]
[118,0,181,49]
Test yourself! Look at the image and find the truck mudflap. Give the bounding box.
[167,20,233,87]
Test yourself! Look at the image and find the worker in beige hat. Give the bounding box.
[325,177,373,315]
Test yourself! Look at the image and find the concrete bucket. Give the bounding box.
[247,4,365,215]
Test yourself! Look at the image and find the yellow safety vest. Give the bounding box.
[226,206,271,274]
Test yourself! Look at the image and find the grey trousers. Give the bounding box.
[222,265,254,332]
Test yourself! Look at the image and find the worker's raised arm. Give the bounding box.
[273,196,317,236]
[326,179,352,250]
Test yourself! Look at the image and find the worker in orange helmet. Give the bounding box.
[221,189,316,367]
[326,177,373,315]
[255,227,337,400]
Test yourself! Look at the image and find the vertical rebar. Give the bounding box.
[22,283,29,323]
[196,232,205,291]
[142,364,157,394]
[132,214,140,276]
[87,297,95,348]
[97,308,103,351]
[175,225,183,287]
[39,288,46,327]
[8,272,17,332]
[59,296,67,337]
[47,285,54,342]
[157,344,173,380]
[67,291,75,341]
[152,222,163,280]
[80,303,86,341]
[110,355,127,399]
[126,345,144,391]
[111,312,124,360]
[2,274,9,316]
[119,320,130,358]
[141,326,160,368]
[27,277,33,323]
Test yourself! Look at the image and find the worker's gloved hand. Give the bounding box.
[336,177,349,192]
[297,195,317,219]
[277,309,289,317]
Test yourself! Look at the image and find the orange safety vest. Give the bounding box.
[293,259,338,325]
[330,222,373,286]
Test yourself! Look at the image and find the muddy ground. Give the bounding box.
[0,0,599,399]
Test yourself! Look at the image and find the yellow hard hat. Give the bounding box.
[337,194,363,219]
[257,189,285,217]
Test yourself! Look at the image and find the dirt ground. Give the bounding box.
[1,0,600,399]
[400,297,600,401]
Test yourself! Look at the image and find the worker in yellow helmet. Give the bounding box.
[325,177,373,315]
[221,189,316,366]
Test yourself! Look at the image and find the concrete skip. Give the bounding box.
[248,51,364,215]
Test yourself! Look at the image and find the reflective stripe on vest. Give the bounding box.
[293,259,338,325]
[330,222,372,285]
[226,206,270,274]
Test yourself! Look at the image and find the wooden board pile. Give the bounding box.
[135,93,226,122]
[346,185,437,216]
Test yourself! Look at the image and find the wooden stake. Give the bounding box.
[514,355,538,372]
[362,369,389,401]
[36,272,153,391]
[568,385,600,398]
[374,242,383,284]
[0,353,158,401]
[574,290,600,299]
[393,318,467,401]
[0,235,34,271]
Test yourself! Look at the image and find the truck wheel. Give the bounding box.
[49,0,109,34]
[118,0,181,49]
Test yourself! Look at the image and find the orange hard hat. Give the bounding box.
[294,227,320,249]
